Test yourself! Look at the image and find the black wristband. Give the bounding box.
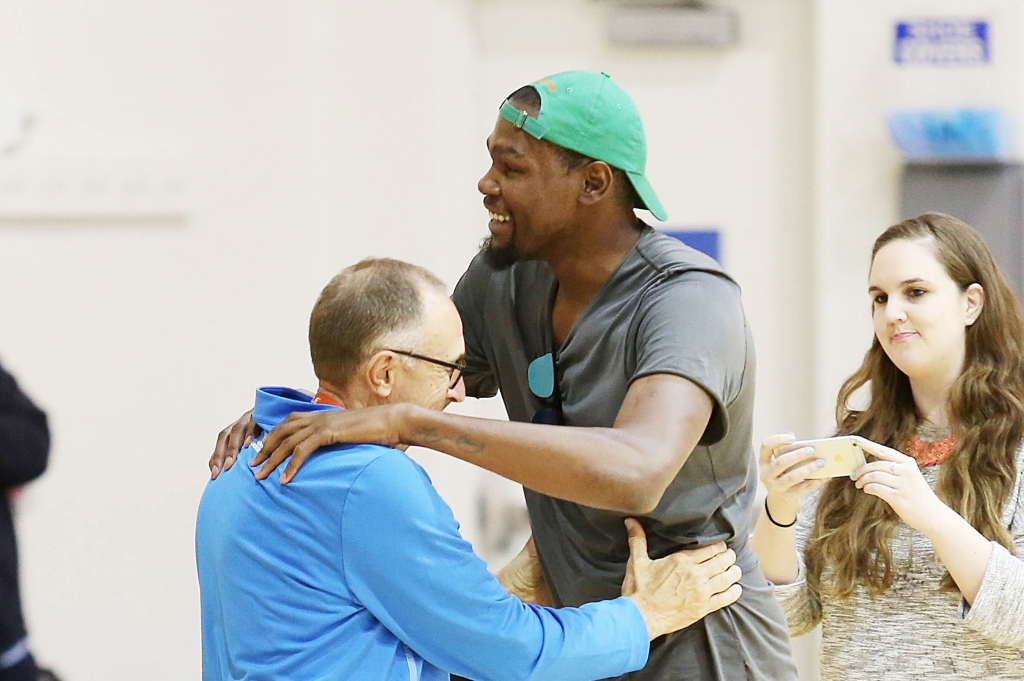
[765,497,796,528]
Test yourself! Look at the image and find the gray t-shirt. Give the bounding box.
[452,226,797,680]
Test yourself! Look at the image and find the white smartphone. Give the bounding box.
[777,435,866,479]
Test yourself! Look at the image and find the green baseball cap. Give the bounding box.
[499,70,667,221]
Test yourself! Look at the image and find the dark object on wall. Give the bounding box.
[607,5,738,47]
[900,163,1024,300]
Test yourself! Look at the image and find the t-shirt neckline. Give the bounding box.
[545,224,654,353]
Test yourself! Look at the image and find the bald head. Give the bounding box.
[308,258,446,387]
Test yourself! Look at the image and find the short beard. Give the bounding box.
[479,234,519,270]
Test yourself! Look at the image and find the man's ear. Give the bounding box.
[965,283,985,326]
[578,161,614,206]
[365,351,397,398]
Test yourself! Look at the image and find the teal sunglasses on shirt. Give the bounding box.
[529,352,562,425]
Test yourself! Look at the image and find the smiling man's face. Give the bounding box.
[476,111,584,269]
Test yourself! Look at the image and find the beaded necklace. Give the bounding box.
[903,424,956,467]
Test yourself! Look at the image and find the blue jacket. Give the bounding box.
[195,387,649,681]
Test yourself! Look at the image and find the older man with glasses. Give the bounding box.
[386,350,466,389]
[195,257,743,681]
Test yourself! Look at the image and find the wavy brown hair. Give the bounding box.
[805,213,1024,597]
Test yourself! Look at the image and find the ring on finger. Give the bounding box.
[890,462,897,475]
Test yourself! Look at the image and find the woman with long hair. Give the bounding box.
[752,213,1024,680]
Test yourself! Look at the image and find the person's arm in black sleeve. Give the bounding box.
[0,362,50,488]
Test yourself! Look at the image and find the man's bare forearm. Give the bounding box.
[396,406,686,514]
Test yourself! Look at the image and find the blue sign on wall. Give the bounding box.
[894,19,990,66]
[662,229,721,263]
[888,108,1012,161]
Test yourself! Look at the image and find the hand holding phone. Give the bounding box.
[777,435,866,479]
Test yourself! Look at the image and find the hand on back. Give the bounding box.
[210,407,403,482]
[209,410,259,479]
[621,518,742,640]
[496,536,553,607]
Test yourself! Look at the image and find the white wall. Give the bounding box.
[0,1,818,679]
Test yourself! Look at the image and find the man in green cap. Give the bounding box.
[212,71,798,680]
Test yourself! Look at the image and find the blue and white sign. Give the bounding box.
[894,19,990,66]
[888,109,1013,161]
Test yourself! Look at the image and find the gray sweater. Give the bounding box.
[774,444,1024,680]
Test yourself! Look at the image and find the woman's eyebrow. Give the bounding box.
[868,278,926,293]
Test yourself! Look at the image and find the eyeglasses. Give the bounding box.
[387,349,466,389]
